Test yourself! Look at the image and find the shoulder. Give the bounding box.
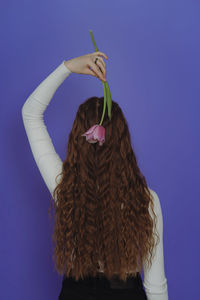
[147,187,162,217]
[148,187,159,202]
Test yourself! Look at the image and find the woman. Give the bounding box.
[22,51,168,300]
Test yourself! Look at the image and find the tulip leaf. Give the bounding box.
[105,82,112,120]
[99,82,107,126]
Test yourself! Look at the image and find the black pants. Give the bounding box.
[58,271,147,300]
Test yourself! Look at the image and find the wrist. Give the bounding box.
[64,60,73,73]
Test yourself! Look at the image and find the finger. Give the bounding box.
[96,60,106,77]
[97,56,106,69]
[90,62,105,81]
[95,51,108,60]
[90,53,106,69]
[87,66,99,78]
[87,65,97,75]
[87,65,105,81]
[91,56,106,75]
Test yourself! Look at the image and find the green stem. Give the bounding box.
[89,30,99,52]
[89,29,112,125]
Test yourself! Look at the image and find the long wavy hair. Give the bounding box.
[48,96,159,282]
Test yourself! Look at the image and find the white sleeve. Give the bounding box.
[21,60,72,203]
[142,189,169,300]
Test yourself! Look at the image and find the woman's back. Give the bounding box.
[22,54,168,299]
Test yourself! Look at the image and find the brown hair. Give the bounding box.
[48,96,159,282]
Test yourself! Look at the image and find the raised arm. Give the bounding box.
[22,51,108,203]
[21,60,72,203]
[143,189,169,300]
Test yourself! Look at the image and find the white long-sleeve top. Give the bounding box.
[21,60,168,300]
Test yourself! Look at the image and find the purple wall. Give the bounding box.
[1,1,199,299]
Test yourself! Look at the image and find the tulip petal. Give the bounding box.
[88,139,98,144]
[81,124,105,145]
[94,126,105,140]
[85,124,99,134]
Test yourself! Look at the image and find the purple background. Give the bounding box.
[1,1,200,299]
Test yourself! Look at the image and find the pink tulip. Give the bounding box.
[81,124,105,146]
